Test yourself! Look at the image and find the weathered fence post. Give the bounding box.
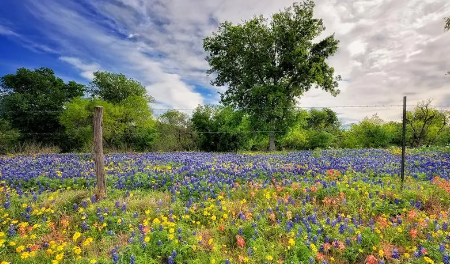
[94,106,106,199]
[401,96,407,190]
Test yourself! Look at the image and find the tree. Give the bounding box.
[0,119,20,154]
[203,0,341,151]
[191,105,251,152]
[280,109,309,149]
[384,121,404,146]
[89,71,152,104]
[154,110,197,151]
[0,67,85,145]
[60,96,157,152]
[343,115,392,148]
[406,100,449,147]
[281,108,340,149]
[307,108,340,131]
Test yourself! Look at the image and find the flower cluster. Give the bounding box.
[0,150,450,263]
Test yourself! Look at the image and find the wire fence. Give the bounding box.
[3,102,449,136]
[3,103,450,115]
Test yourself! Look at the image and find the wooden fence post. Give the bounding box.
[400,96,407,190]
[94,106,106,199]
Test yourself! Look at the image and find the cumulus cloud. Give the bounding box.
[3,0,450,122]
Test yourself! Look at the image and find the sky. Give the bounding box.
[0,0,449,124]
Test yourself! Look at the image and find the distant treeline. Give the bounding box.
[0,67,449,153]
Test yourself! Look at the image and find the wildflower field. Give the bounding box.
[1,150,450,264]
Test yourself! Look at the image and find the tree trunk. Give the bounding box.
[269,132,276,151]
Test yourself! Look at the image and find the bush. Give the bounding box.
[0,119,20,154]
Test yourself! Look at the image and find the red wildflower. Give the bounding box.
[269,213,276,222]
[236,235,245,248]
[409,229,418,239]
[365,255,377,264]
[31,244,39,251]
[407,210,418,221]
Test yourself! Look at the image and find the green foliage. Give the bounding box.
[203,0,341,150]
[281,108,339,149]
[89,71,153,104]
[343,115,393,148]
[0,67,85,145]
[281,129,308,149]
[60,96,157,152]
[154,110,197,151]
[446,16,450,31]
[191,105,251,152]
[406,100,449,147]
[0,119,20,154]
[307,130,334,149]
[308,108,340,131]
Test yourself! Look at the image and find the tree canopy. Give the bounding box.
[406,100,449,147]
[203,0,341,150]
[0,67,85,145]
[89,71,153,104]
[153,110,197,151]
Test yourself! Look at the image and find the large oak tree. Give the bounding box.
[203,0,341,150]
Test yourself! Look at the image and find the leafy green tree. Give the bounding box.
[383,121,404,146]
[407,100,449,147]
[280,109,309,149]
[0,119,20,154]
[307,108,340,131]
[343,115,392,148]
[0,67,85,145]
[60,96,157,152]
[89,71,153,104]
[154,110,197,151]
[280,108,340,149]
[191,105,251,152]
[203,0,341,151]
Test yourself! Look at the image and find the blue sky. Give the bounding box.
[0,0,449,123]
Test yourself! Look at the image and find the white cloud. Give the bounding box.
[3,0,450,123]
[0,24,19,37]
[348,40,367,56]
[59,57,101,80]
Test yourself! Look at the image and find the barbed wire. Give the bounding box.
[19,130,286,135]
[3,104,450,114]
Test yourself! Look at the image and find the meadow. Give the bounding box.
[1,149,450,264]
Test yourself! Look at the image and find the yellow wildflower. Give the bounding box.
[73,232,81,242]
[21,252,30,259]
[73,246,82,255]
[288,238,295,246]
[424,256,434,264]
[16,245,25,253]
[55,253,64,261]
